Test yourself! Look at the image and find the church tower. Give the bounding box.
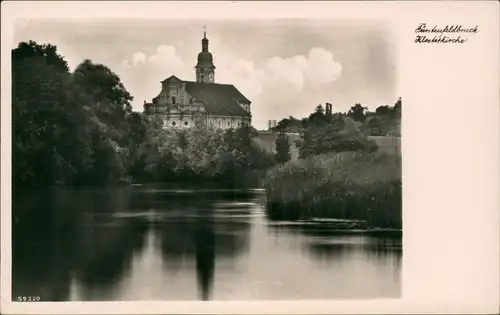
[195,29,215,83]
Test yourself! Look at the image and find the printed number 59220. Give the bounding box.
[17,296,41,302]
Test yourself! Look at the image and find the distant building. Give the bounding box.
[268,120,277,130]
[143,31,252,129]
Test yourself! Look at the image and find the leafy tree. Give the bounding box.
[299,115,377,158]
[131,123,275,184]
[12,41,138,188]
[123,112,149,180]
[358,98,402,136]
[273,116,303,133]
[375,105,392,117]
[347,103,368,122]
[308,104,330,126]
[392,97,402,120]
[12,41,89,188]
[275,134,291,163]
[140,122,178,181]
[73,59,133,146]
[71,60,135,185]
[14,41,69,72]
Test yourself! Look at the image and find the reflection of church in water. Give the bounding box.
[12,188,253,301]
[143,30,252,130]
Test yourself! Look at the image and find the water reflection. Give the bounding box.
[12,186,401,301]
[194,211,215,301]
[264,219,402,298]
[267,220,402,262]
[13,187,254,301]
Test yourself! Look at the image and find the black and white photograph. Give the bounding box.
[1,1,499,314]
[10,17,402,302]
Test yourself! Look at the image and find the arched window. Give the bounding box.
[184,121,188,126]
[172,121,176,126]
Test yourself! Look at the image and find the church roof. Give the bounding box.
[158,75,250,117]
[184,81,250,117]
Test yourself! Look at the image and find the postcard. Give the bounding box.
[1,1,498,314]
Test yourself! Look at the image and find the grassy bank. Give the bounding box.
[262,151,402,229]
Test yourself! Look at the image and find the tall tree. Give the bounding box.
[308,104,329,126]
[347,103,368,122]
[71,60,136,185]
[375,105,392,117]
[275,134,291,163]
[12,41,90,188]
[392,97,402,120]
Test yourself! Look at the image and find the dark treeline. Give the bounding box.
[12,41,276,192]
[270,100,401,136]
[271,100,401,163]
[265,99,402,229]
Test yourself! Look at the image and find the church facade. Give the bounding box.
[143,31,252,129]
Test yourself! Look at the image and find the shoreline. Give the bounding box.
[268,218,402,237]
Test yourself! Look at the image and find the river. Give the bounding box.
[12,185,401,301]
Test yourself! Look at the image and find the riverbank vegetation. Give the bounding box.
[263,151,401,229]
[264,99,402,230]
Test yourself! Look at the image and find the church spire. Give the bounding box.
[196,25,215,83]
[201,25,209,53]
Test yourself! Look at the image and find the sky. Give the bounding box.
[13,19,399,130]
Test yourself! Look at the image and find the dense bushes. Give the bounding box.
[275,134,291,163]
[263,151,402,229]
[297,115,378,158]
[134,123,276,184]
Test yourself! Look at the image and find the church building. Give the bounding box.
[143,31,252,129]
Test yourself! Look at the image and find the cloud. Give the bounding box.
[305,47,342,84]
[215,47,342,99]
[126,45,185,74]
[132,52,146,64]
[124,45,341,93]
[119,44,189,106]
[263,47,342,90]
[147,45,184,70]
[216,55,266,98]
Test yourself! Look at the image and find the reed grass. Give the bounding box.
[263,151,402,229]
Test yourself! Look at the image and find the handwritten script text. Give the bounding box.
[415,23,479,44]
